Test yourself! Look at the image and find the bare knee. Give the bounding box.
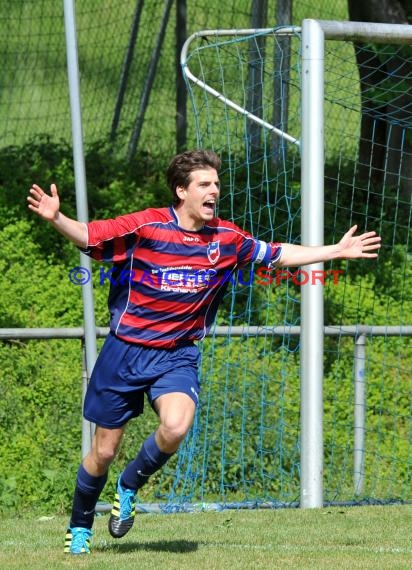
[156,416,192,452]
[162,419,190,444]
[84,427,124,475]
[92,440,118,467]
[155,393,196,453]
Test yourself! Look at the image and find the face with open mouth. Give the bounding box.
[174,168,220,231]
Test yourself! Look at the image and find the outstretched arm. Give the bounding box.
[277,225,381,267]
[27,183,88,249]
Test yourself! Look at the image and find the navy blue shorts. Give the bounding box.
[84,333,201,429]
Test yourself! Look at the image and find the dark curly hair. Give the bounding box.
[166,149,221,204]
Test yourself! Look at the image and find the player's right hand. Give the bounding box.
[27,183,60,222]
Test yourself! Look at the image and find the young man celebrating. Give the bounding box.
[27,149,381,554]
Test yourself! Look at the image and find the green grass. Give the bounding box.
[1,505,411,569]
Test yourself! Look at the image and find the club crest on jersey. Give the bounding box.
[207,240,220,264]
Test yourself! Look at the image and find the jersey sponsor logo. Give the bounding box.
[207,240,220,264]
[155,267,217,293]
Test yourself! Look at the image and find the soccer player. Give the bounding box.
[27,149,381,554]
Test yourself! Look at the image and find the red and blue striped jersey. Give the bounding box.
[83,206,282,348]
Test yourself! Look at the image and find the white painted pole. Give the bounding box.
[354,333,367,495]
[63,0,97,458]
[300,19,325,508]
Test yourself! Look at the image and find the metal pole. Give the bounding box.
[1,324,411,340]
[354,333,366,495]
[318,20,412,44]
[300,19,325,508]
[180,28,300,147]
[63,0,97,458]
[81,341,93,456]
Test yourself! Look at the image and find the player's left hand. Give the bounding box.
[337,225,381,259]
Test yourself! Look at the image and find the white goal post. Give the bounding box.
[181,19,412,509]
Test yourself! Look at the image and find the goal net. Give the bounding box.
[151,22,412,511]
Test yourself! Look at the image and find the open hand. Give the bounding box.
[27,183,60,222]
[338,225,381,259]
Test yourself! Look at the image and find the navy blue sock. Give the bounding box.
[69,464,108,529]
[120,432,173,491]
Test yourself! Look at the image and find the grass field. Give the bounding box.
[1,504,411,569]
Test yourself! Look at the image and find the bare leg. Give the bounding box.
[109,393,196,539]
[69,425,125,530]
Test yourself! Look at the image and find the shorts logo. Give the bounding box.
[191,386,199,402]
[207,240,220,265]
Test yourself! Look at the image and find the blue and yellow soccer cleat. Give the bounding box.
[64,527,93,554]
[108,477,136,538]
